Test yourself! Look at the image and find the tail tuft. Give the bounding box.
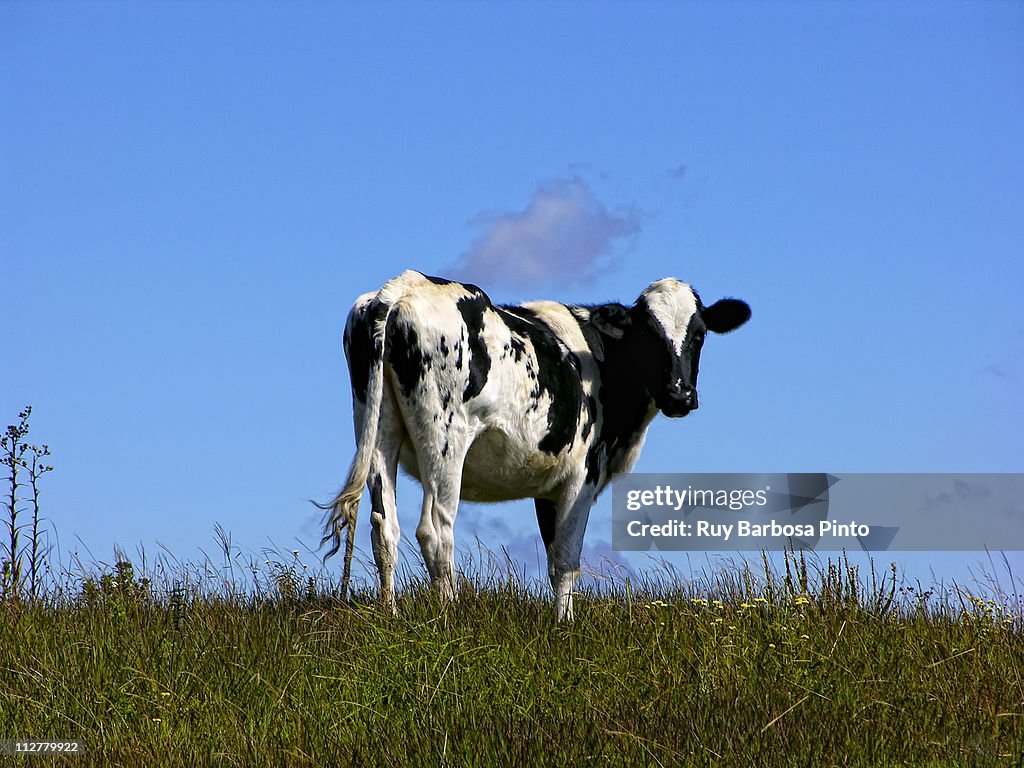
[315,486,361,599]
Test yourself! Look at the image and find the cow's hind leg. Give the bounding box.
[368,381,403,613]
[415,490,458,603]
[414,449,468,605]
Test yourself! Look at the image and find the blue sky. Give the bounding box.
[2,2,1022,590]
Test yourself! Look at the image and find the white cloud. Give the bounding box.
[448,176,640,289]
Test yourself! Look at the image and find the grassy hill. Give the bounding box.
[2,550,1022,767]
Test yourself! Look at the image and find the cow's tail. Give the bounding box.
[318,299,391,601]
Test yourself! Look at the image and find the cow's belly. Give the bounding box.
[461,427,569,501]
[397,428,571,502]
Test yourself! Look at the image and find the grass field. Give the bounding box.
[2,548,1022,767]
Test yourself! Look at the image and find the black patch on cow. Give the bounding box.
[581,394,598,441]
[345,299,386,402]
[579,302,663,485]
[509,336,527,362]
[425,273,486,295]
[369,474,385,519]
[585,441,603,486]
[496,305,583,455]
[455,293,492,402]
[534,498,557,550]
[585,378,651,485]
[386,315,426,398]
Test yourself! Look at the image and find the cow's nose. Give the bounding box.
[679,386,698,410]
[671,385,696,409]
[668,380,698,410]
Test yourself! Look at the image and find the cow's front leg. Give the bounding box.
[538,490,595,622]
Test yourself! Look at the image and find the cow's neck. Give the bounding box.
[592,323,659,477]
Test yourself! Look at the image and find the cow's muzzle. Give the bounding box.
[661,386,698,418]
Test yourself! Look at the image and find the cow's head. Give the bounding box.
[593,279,750,418]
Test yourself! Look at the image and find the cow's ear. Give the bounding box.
[703,298,751,334]
[591,304,632,339]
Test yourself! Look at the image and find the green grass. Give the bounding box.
[1,551,1022,767]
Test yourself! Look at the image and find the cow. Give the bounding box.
[321,270,750,621]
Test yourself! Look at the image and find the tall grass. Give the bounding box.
[1,544,1022,767]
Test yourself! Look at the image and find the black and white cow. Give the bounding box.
[323,270,750,620]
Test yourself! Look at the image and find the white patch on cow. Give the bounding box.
[379,269,475,305]
[640,278,698,347]
[520,301,587,354]
[520,300,601,383]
